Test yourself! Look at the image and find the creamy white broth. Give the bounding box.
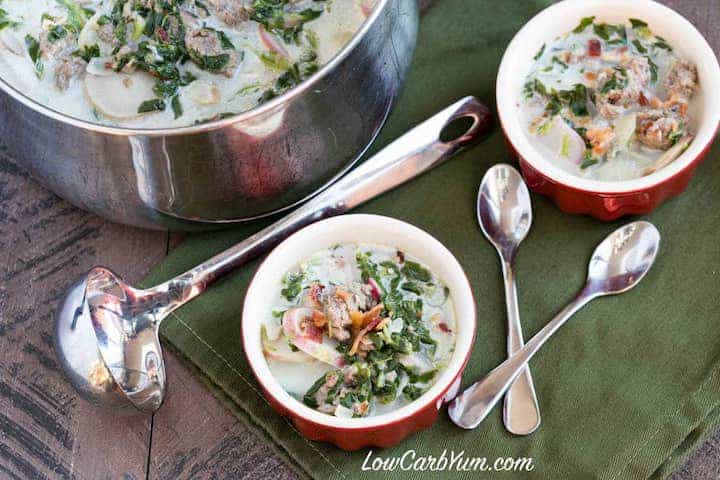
[262,243,456,418]
[0,0,371,128]
[521,17,699,181]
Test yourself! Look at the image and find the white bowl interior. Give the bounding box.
[242,214,476,429]
[497,0,720,193]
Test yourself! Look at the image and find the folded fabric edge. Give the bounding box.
[654,403,720,479]
[606,364,720,480]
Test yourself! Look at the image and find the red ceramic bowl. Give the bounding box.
[241,214,476,450]
[497,0,720,221]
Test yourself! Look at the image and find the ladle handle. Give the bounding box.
[160,96,492,314]
[448,289,595,430]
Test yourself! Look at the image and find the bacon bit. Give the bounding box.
[638,91,649,106]
[367,278,382,301]
[307,283,325,309]
[375,318,390,331]
[396,250,405,263]
[157,27,169,43]
[349,316,382,356]
[312,310,327,328]
[362,303,384,326]
[350,310,365,329]
[334,289,352,302]
[298,317,323,342]
[588,39,602,57]
[438,322,452,333]
[649,93,689,114]
[586,127,615,157]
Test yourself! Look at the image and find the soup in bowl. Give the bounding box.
[497,0,720,220]
[242,214,476,450]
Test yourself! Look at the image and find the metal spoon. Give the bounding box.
[477,164,540,435]
[54,97,493,412]
[448,221,660,429]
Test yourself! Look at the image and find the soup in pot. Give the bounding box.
[262,243,457,418]
[0,0,373,127]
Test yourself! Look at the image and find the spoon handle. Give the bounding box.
[448,288,595,430]
[158,97,492,315]
[500,258,541,435]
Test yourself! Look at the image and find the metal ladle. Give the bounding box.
[54,97,492,412]
[448,220,660,429]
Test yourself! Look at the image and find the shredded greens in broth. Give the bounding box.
[0,0,373,127]
[521,17,699,181]
[262,243,457,418]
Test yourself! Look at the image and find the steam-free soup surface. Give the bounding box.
[521,17,699,181]
[0,0,373,127]
[262,244,456,418]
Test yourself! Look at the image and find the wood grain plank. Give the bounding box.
[148,353,298,480]
[0,155,167,480]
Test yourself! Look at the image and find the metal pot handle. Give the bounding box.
[161,96,493,311]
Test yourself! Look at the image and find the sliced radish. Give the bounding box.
[84,72,158,120]
[282,307,323,342]
[644,135,693,175]
[367,278,382,301]
[0,30,24,56]
[533,116,585,164]
[185,80,221,105]
[86,57,115,76]
[263,338,313,363]
[360,0,377,16]
[258,24,288,57]
[292,337,345,367]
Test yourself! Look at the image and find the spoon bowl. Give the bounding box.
[478,165,532,256]
[54,267,167,412]
[586,221,661,296]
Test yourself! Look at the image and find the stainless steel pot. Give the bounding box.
[0,0,419,230]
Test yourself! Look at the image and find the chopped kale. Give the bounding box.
[653,36,673,51]
[599,67,629,94]
[632,39,647,54]
[55,0,92,33]
[137,98,166,113]
[402,384,426,401]
[401,261,431,283]
[171,95,182,119]
[47,24,68,43]
[593,23,627,44]
[572,16,595,34]
[280,272,305,301]
[0,8,18,31]
[251,0,326,44]
[74,43,100,62]
[24,35,43,78]
[647,56,658,83]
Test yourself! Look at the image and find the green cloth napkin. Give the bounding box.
[142,1,720,478]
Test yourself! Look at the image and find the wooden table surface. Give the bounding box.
[1,1,719,478]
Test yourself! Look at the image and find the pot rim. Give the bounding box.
[0,0,389,137]
[241,214,478,430]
